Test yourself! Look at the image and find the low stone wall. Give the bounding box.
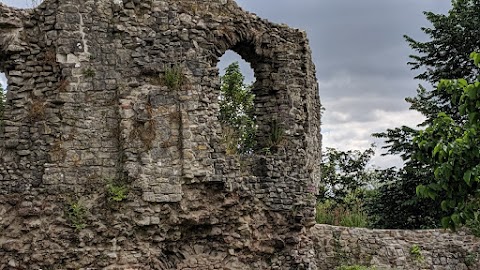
[311,224,480,270]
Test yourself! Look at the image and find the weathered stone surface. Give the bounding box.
[312,224,480,270]
[0,0,321,268]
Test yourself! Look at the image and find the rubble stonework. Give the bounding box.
[312,224,480,270]
[0,0,322,268]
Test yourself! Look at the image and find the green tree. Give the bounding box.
[414,53,480,229]
[219,62,256,154]
[405,0,480,84]
[370,126,447,229]
[365,163,446,229]
[320,147,376,203]
[317,147,396,227]
[372,0,479,229]
[404,0,480,123]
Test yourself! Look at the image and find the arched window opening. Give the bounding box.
[0,73,6,126]
[217,50,257,155]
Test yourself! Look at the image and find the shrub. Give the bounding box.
[465,211,480,237]
[316,200,344,225]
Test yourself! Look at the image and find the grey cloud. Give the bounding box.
[319,71,423,102]
[322,97,410,124]
[322,108,425,168]
[236,0,450,80]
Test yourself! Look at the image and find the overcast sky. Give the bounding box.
[1,0,452,167]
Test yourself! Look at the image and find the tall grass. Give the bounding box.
[316,200,369,228]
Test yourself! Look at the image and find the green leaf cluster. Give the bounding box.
[320,147,377,203]
[414,53,480,229]
[66,200,87,231]
[107,183,128,202]
[409,244,424,262]
[405,0,480,84]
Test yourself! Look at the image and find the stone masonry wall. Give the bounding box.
[0,0,321,269]
[312,224,480,270]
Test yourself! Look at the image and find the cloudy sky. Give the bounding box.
[1,0,452,167]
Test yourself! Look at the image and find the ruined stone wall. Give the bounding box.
[312,224,480,270]
[0,0,321,269]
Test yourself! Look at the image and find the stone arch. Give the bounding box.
[211,28,288,154]
[210,21,318,207]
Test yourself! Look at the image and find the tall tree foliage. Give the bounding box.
[404,0,480,122]
[370,125,448,229]
[219,62,256,154]
[405,0,480,84]
[373,0,480,228]
[415,53,480,229]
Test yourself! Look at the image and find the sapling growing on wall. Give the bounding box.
[163,65,185,90]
